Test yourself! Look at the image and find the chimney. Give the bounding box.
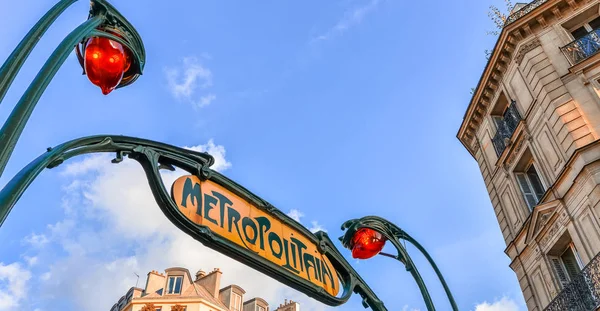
[195,270,206,281]
[145,270,166,296]
[195,268,222,298]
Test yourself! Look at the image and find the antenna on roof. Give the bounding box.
[134,272,139,288]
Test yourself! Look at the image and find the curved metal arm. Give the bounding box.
[400,232,459,311]
[340,216,459,311]
[314,231,387,311]
[0,135,214,225]
[0,0,78,105]
[0,135,387,310]
[0,16,103,178]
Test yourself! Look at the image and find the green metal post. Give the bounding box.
[0,16,103,178]
[341,216,459,311]
[0,135,388,311]
[389,236,436,311]
[404,234,459,310]
[0,0,78,105]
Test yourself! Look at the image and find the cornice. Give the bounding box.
[457,0,584,158]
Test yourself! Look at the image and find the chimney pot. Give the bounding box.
[195,270,207,281]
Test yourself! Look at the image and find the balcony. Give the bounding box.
[505,0,548,26]
[544,252,600,311]
[561,29,600,65]
[492,101,522,157]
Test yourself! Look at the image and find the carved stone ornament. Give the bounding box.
[539,212,550,227]
[506,131,529,166]
[141,304,156,311]
[531,211,552,241]
[472,139,481,151]
[171,305,186,311]
[516,38,541,65]
[539,211,569,249]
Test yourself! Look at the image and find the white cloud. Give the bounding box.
[0,262,31,310]
[60,155,110,177]
[309,221,327,233]
[24,256,38,266]
[165,56,216,109]
[313,0,381,42]
[402,306,421,311]
[23,233,49,247]
[287,210,326,233]
[184,140,232,172]
[197,93,217,108]
[40,272,51,281]
[25,140,330,311]
[287,209,304,222]
[474,297,520,311]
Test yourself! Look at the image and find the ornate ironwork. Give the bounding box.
[544,252,600,311]
[75,0,146,88]
[561,29,600,65]
[0,135,387,310]
[0,0,146,178]
[505,0,548,26]
[0,0,77,106]
[492,101,522,157]
[340,216,458,311]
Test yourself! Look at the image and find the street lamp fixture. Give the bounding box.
[340,216,459,311]
[0,0,145,177]
[74,0,145,94]
[82,37,131,95]
[350,227,387,260]
[0,1,458,311]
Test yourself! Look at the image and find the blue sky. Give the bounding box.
[0,0,525,310]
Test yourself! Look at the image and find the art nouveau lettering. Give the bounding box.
[171,175,339,296]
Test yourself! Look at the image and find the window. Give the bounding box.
[516,163,545,210]
[167,276,183,294]
[232,293,242,311]
[256,306,266,311]
[490,95,521,157]
[550,243,583,288]
[571,16,600,39]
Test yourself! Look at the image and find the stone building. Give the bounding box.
[109,267,295,311]
[272,300,299,311]
[457,0,600,310]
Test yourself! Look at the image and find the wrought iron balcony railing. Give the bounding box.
[544,252,600,311]
[491,101,521,157]
[561,29,600,65]
[505,0,548,26]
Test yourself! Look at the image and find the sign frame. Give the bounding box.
[0,135,386,310]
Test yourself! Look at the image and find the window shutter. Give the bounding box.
[516,173,537,209]
[563,255,580,280]
[561,247,582,280]
[550,256,570,287]
[527,165,545,201]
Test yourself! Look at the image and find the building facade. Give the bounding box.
[458,0,600,310]
[272,300,300,311]
[109,267,296,311]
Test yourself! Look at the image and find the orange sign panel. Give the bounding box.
[171,175,340,296]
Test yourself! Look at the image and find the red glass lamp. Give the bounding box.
[83,37,131,95]
[350,228,387,259]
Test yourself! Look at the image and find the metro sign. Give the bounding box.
[171,175,340,297]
